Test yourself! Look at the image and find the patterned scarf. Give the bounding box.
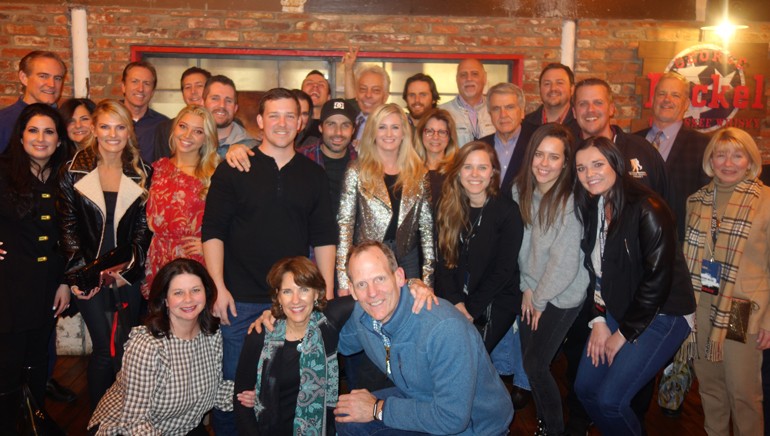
[254,310,339,435]
[682,178,760,362]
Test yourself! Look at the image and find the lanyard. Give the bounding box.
[372,320,392,375]
[599,196,607,262]
[709,189,720,262]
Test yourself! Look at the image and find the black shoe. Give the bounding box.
[46,379,76,403]
[535,418,547,436]
[510,385,531,410]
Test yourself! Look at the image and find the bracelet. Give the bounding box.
[407,278,419,287]
[372,399,379,420]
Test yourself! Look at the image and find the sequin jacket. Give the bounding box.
[336,162,434,290]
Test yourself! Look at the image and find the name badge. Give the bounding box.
[701,259,722,295]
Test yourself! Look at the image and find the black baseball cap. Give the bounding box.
[320,98,357,124]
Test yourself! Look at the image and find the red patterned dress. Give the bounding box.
[143,158,206,298]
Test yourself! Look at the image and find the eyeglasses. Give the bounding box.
[423,128,449,138]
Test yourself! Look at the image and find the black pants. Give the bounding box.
[76,282,142,411]
[0,326,52,405]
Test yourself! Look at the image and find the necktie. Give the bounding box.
[651,130,664,150]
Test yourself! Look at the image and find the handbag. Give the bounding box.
[725,297,752,343]
[657,359,693,413]
[67,245,132,293]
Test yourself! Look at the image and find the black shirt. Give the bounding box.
[202,149,337,303]
[277,340,301,434]
[383,174,401,241]
[321,150,352,215]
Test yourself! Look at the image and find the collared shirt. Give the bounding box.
[439,97,495,148]
[88,327,233,434]
[0,98,29,154]
[645,121,683,162]
[493,126,522,186]
[133,107,169,163]
[202,148,336,303]
[218,122,258,158]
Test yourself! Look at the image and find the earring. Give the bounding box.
[314,298,318,306]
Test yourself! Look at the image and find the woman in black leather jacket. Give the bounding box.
[571,136,694,436]
[56,100,152,410]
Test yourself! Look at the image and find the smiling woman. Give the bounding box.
[572,136,695,436]
[56,100,152,411]
[88,258,233,435]
[234,256,353,435]
[143,105,219,299]
[0,104,73,429]
[435,141,523,355]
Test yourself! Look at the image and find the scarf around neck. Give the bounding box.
[682,178,760,362]
[254,310,338,435]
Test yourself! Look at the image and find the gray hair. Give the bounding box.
[355,64,391,92]
[486,82,525,111]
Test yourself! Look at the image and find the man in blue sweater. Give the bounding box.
[335,241,513,435]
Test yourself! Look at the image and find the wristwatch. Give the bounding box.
[372,399,384,421]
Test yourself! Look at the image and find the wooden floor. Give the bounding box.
[47,353,707,435]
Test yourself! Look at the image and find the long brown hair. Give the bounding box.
[168,105,220,197]
[436,141,501,268]
[514,123,575,230]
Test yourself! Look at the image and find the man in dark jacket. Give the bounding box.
[523,63,580,139]
[634,71,710,241]
[480,82,536,193]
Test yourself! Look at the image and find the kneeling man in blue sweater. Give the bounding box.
[335,240,513,435]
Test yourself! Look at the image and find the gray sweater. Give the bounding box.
[513,188,589,311]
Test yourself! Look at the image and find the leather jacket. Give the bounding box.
[581,183,695,342]
[56,147,153,286]
[336,161,435,290]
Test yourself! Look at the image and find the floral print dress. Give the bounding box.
[143,158,206,297]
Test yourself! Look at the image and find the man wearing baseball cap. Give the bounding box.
[297,98,358,214]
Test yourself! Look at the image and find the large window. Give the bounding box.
[134,47,523,119]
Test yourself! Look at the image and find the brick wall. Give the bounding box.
[0,3,768,136]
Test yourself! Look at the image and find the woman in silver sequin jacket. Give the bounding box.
[336,103,434,294]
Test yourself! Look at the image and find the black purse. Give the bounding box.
[67,245,132,293]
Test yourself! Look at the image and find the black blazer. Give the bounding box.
[480,122,536,194]
[634,126,710,240]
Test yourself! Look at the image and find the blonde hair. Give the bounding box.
[168,105,220,197]
[703,127,762,180]
[84,99,148,198]
[413,108,459,173]
[357,103,425,196]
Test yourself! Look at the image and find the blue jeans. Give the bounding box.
[336,387,431,436]
[574,312,689,436]
[212,301,272,436]
[489,317,531,390]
